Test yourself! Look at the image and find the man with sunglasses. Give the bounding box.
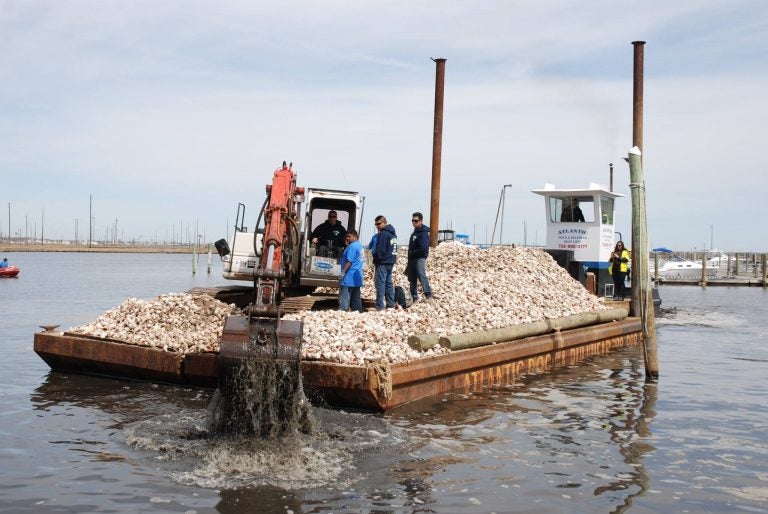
[407,212,433,302]
[372,215,398,310]
[311,210,346,257]
[338,229,365,312]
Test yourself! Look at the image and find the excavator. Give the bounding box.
[208,162,363,437]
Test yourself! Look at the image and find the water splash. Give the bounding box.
[656,307,746,329]
[207,355,313,438]
[125,407,408,490]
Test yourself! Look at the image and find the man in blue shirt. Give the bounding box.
[339,229,364,312]
[0,258,8,269]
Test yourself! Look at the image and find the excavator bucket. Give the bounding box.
[208,315,311,438]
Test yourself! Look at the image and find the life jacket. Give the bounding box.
[609,249,630,274]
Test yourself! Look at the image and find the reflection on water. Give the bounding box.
[384,349,661,513]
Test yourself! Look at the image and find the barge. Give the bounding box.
[34,315,641,411]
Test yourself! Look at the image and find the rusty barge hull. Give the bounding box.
[34,318,642,411]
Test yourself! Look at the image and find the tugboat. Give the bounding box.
[531,182,660,313]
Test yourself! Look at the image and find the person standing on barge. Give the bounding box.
[338,229,364,312]
[372,215,397,310]
[406,211,433,303]
[608,240,630,300]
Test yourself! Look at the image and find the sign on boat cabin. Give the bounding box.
[531,183,623,291]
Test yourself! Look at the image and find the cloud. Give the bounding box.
[1,1,766,249]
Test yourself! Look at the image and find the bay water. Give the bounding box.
[1,252,766,513]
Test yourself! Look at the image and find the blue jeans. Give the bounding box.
[339,286,363,312]
[374,264,395,309]
[407,258,432,300]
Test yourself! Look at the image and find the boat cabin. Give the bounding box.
[437,230,472,245]
[531,183,623,293]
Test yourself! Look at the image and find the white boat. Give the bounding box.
[705,251,747,271]
[651,254,718,279]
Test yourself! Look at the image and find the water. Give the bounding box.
[2,252,768,513]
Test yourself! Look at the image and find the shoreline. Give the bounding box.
[0,243,205,254]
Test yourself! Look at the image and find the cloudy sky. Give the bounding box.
[2,1,766,251]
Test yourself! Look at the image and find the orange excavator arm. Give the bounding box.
[251,161,304,315]
[262,162,297,272]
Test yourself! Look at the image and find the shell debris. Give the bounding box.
[69,245,609,367]
[287,244,608,366]
[68,293,242,354]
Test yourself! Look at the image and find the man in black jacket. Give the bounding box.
[560,198,585,222]
[407,211,433,302]
[311,210,346,257]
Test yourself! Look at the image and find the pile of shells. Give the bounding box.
[67,245,608,367]
[286,244,608,366]
[68,293,242,354]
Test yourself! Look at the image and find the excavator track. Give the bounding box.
[280,293,339,313]
[188,286,339,313]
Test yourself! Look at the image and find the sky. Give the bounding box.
[1,1,766,251]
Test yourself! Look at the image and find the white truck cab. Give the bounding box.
[300,188,364,288]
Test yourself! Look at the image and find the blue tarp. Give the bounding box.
[652,247,673,253]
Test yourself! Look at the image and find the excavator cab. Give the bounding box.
[300,188,365,288]
[215,190,365,290]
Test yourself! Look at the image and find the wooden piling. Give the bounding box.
[700,253,707,287]
[762,254,767,287]
[628,147,658,380]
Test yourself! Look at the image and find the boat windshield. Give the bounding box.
[600,196,614,224]
[551,196,595,223]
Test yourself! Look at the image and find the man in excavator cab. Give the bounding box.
[310,210,346,258]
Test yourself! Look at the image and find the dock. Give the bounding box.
[34,317,642,411]
[651,251,767,287]
[656,277,766,287]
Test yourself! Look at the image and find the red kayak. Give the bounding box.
[0,266,20,278]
